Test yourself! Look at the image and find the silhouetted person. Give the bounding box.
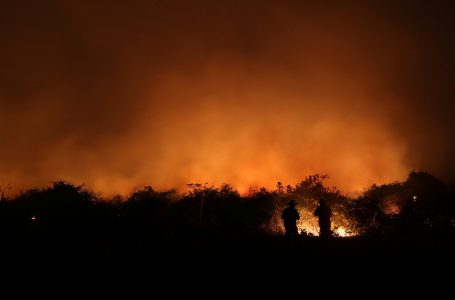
[314,198,332,238]
[282,200,300,238]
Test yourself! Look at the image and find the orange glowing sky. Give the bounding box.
[1,1,454,195]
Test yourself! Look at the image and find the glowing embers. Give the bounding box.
[380,194,402,215]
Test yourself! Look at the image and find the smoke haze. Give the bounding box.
[1,0,454,195]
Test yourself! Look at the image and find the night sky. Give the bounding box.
[1,0,454,195]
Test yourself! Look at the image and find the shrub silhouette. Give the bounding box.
[0,172,453,243]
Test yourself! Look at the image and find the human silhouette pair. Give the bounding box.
[281,199,332,238]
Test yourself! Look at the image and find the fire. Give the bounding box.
[296,209,320,236]
[270,207,360,237]
[296,208,359,237]
[333,226,356,237]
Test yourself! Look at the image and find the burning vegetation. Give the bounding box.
[266,175,362,237]
[0,172,453,239]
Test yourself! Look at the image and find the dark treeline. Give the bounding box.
[0,171,454,274]
[0,171,453,239]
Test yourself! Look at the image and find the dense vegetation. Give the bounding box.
[1,171,453,239]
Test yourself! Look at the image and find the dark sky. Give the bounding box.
[1,0,454,195]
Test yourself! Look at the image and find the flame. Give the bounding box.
[333,226,356,237]
[270,207,360,237]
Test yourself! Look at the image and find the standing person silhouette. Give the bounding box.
[314,198,332,238]
[281,200,300,238]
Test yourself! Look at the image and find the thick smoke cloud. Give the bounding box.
[1,0,454,195]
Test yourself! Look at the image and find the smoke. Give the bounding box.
[1,0,454,195]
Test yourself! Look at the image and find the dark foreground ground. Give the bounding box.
[1,230,454,288]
